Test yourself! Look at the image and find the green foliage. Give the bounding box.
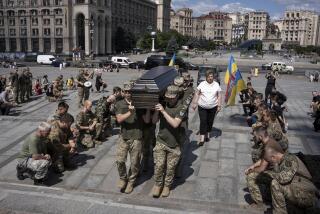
[114,27,136,53]
[281,44,320,56]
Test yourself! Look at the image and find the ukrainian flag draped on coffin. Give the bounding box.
[224,55,246,106]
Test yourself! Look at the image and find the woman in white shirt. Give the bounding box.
[192,70,222,146]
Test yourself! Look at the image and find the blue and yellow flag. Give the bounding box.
[168,53,176,66]
[224,56,246,106]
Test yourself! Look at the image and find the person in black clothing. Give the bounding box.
[270,87,287,107]
[0,75,6,93]
[239,82,257,116]
[265,71,276,105]
[95,72,106,92]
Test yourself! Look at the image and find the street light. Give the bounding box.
[151,31,156,52]
[89,18,94,59]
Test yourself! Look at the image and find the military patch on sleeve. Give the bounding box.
[285,159,292,167]
[180,111,185,117]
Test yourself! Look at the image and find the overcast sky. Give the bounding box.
[171,0,320,20]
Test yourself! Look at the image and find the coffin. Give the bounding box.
[131,66,178,109]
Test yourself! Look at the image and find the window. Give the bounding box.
[32,38,39,52]
[17,0,25,6]
[43,0,50,6]
[7,0,14,7]
[9,29,16,36]
[0,29,4,36]
[18,10,26,16]
[9,18,15,26]
[54,8,62,15]
[20,28,27,36]
[32,28,39,36]
[9,38,16,52]
[32,18,38,25]
[55,18,62,25]
[44,28,50,36]
[31,10,38,16]
[55,0,62,5]
[55,38,63,53]
[55,27,62,36]
[31,0,37,6]
[20,18,27,26]
[43,18,50,25]
[42,9,50,15]
[7,10,15,16]
[0,19,4,26]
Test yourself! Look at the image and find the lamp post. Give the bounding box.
[89,18,94,59]
[151,31,156,52]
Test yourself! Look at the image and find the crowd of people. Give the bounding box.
[1,65,318,211]
[15,69,197,198]
[240,71,319,213]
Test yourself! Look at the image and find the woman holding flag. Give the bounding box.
[192,70,222,146]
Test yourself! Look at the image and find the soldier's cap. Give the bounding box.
[123,82,133,91]
[174,76,184,87]
[182,73,191,81]
[165,85,179,99]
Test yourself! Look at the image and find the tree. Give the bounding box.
[114,27,136,53]
[166,36,179,55]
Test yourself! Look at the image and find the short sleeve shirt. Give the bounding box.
[18,133,49,159]
[157,103,187,148]
[114,99,143,140]
[197,81,222,109]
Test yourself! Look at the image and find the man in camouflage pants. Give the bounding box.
[246,127,289,205]
[114,82,148,194]
[76,100,101,148]
[25,68,33,101]
[151,85,187,198]
[76,70,90,108]
[94,95,116,140]
[9,70,19,103]
[16,122,53,185]
[264,144,318,214]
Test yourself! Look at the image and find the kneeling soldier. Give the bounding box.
[264,144,318,214]
[151,85,187,197]
[76,100,102,148]
[16,122,53,185]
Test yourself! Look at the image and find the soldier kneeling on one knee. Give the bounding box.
[16,122,54,185]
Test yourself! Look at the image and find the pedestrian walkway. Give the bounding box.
[0,73,319,213]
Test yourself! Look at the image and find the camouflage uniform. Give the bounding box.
[25,70,33,100]
[48,121,73,172]
[18,71,26,102]
[76,110,101,148]
[267,121,289,152]
[17,133,52,180]
[76,72,89,107]
[154,86,187,188]
[270,153,317,214]
[10,72,19,103]
[94,96,111,140]
[115,99,143,184]
[246,170,273,203]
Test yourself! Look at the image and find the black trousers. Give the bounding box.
[198,106,218,135]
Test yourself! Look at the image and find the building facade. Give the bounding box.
[170,8,193,36]
[232,24,246,44]
[193,11,232,44]
[153,0,171,32]
[111,0,157,37]
[0,0,112,55]
[281,10,320,46]
[247,11,269,40]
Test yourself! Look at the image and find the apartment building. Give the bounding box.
[281,10,320,46]
[0,0,112,55]
[193,11,232,44]
[247,11,269,40]
[111,0,157,37]
[170,8,193,36]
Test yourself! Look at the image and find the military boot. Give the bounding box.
[161,186,170,197]
[117,179,127,192]
[124,182,134,194]
[16,165,26,180]
[152,185,162,198]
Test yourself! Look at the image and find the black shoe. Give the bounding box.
[16,165,26,180]
[33,178,45,186]
[205,137,210,142]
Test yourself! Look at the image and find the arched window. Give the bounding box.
[7,10,15,17]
